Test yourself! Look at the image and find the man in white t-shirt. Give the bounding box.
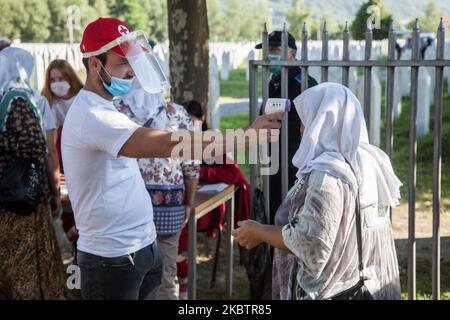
[62,17,283,300]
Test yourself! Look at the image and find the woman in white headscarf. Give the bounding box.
[1,47,62,218]
[0,53,66,299]
[233,82,402,300]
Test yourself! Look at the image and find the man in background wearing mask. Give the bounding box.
[255,31,318,224]
[62,18,283,300]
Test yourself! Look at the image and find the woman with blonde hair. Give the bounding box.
[42,59,83,128]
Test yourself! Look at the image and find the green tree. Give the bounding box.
[47,0,70,42]
[240,0,270,41]
[285,0,311,34]
[109,0,148,31]
[1,0,53,42]
[308,12,345,40]
[139,0,167,42]
[19,0,51,42]
[208,0,270,42]
[0,0,25,41]
[350,0,393,40]
[407,1,442,33]
[47,0,110,43]
[207,0,226,42]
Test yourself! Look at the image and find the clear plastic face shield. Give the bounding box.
[83,30,170,94]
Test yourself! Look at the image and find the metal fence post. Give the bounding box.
[363,24,373,138]
[432,17,445,300]
[301,22,309,93]
[386,22,396,159]
[321,22,329,83]
[261,24,271,222]
[249,59,258,211]
[280,24,289,199]
[408,19,421,300]
[342,22,350,87]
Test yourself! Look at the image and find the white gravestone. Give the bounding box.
[445,42,450,96]
[393,68,402,119]
[209,54,221,129]
[400,49,411,97]
[348,67,358,96]
[220,51,230,81]
[357,72,381,146]
[417,68,431,137]
[425,46,436,104]
[328,45,341,83]
[246,49,255,81]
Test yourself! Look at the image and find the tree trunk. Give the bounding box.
[167,0,209,116]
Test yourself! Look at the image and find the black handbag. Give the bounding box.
[327,162,374,300]
[241,187,273,300]
[0,157,43,215]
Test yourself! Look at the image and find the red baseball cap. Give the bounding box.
[80,17,131,58]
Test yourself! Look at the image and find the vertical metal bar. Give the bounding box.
[321,22,329,82]
[386,23,396,159]
[342,22,350,87]
[386,23,396,222]
[364,24,373,138]
[225,194,235,297]
[249,60,258,210]
[280,24,289,199]
[188,213,197,299]
[261,24,271,222]
[432,18,445,301]
[408,19,420,301]
[301,22,309,93]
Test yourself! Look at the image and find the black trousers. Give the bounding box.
[77,241,163,300]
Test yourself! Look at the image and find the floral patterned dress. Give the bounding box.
[0,92,66,299]
[114,99,200,235]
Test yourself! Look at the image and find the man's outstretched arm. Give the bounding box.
[118,112,284,159]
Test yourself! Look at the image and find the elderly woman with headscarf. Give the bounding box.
[232,82,402,300]
[1,47,61,218]
[0,53,66,299]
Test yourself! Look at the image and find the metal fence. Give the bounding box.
[248,19,450,300]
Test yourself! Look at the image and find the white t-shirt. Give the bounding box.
[35,93,56,131]
[61,89,156,257]
[52,95,76,127]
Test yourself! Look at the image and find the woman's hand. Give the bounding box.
[231,219,263,250]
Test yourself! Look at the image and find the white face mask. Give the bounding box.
[50,81,71,98]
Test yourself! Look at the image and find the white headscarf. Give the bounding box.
[1,47,34,82]
[292,82,402,208]
[0,47,53,114]
[0,49,26,94]
[0,52,44,134]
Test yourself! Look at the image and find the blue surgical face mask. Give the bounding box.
[268,54,281,74]
[98,64,134,97]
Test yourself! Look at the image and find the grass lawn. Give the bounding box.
[219,64,263,100]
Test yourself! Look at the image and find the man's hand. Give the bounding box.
[182,204,192,228]
[250,112,283,130]
[250,112,283,144]
[231,219,263,250]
